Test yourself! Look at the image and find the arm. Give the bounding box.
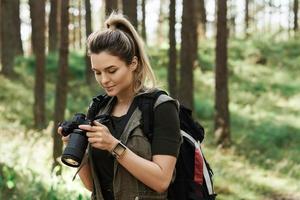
[116,149,176,193]
[79,122,176,193]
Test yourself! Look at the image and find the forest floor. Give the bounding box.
[1,37,300,199]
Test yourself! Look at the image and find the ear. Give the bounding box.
[129,56,138,71]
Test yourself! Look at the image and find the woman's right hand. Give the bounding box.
[57,127,70,145]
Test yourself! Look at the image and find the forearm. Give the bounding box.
[116,148,176,193]
[78,161,93,192]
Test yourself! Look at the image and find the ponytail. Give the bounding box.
[87,12,156,92]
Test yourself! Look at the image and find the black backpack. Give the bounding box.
[86,90,217,200]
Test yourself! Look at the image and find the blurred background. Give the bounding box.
[0,0,300,199]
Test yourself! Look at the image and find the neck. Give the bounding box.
[116,89,135,106]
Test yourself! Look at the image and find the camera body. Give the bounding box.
[60,113,110,167]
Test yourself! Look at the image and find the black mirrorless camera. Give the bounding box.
[60,113,110,167]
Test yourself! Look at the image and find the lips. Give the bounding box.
[105,86,114,91]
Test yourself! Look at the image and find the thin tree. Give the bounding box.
[168,0,177,98]
[52,0,69,172]
[0,0,17,78]
[245,0,250,37]
[179,0,197,110]
[29,0,46,129]
[122,0,138,29]
[156,0,167,45]
[0,0,2,64]
[141,0,147,41]
[215,0,230,147]
[196,0,207,39]
[78,0,82,49]
[12,0,23,55]
[105,0,118,15]
[49,0,58,52]
[294,0,298,32]
[85,0,93,84]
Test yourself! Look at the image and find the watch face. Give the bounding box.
[114,142,126,157]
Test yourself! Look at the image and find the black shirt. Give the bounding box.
[90,101,181,199]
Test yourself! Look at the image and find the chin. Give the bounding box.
[105,90,117,97]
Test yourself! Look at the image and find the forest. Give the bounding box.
[0,0,300,199]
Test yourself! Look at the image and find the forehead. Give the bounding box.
[90,52,126,69]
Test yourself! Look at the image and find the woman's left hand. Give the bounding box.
[79,121,118,152]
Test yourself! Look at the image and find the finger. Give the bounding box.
[78,124,96,131]
[88,137,102,144]
[86,131,101,138]
[62,135,69,143]
[57,127,63,135]
[93,120,106,127]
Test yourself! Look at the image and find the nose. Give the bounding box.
[100,73,110,85]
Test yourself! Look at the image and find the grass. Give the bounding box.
[1,36,300,199]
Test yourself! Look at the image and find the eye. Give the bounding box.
[94,71,101,75]
[108,69,117,74]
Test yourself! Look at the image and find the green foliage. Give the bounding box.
[1,37,300,199]
[0,163,90,200]
[14,51,87,83]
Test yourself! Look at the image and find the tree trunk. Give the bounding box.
[12,0,23,55]
[85,0,93,84]
[52,0,69,173]
[78,0,82,49]
[49,0,58,52]
[179,0,197,110]
[0,0,1,63]
[294,0,299,32]
[122,0,137,29]
[105,0,118,15]
[245,0,249,37]
[215,0,230,147]
[196,0,206,40]
[141,0,147,41]
[0,0,16,78]
[228,0,236,38]
[29,0,46,130]
[156,0,167,45]
[168,0,177,98]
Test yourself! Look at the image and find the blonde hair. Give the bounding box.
[87,12,156,92]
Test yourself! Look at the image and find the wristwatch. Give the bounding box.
[111,141,127,159]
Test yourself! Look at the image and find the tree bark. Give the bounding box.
[168,0,177,98]
[196,0,207,39]
[49,0,58,52]
[0,0,1,63]
[105,0,118,15]
[179,0,197,110]
[141,0,147,41]
[245,0,250,37]
[294,0,299,32]
[0,0,16,78]
[52,0,69,173]
[78,0,82,49]
[29,0,46,129]
[122,0,137,29]
[12,0,23,55]
[85,0,93,84]
[215,0,230,147]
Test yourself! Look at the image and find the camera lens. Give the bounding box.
[61,129,88,167]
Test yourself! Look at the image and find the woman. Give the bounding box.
[58,13,181,200]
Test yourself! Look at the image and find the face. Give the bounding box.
[90,52,137,98]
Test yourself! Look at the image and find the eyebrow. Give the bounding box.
[92,65,116,72]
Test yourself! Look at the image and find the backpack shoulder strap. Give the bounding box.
[86,93,112,120]
[136,89,169,141]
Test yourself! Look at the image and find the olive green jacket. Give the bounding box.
[89,89,177,200]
